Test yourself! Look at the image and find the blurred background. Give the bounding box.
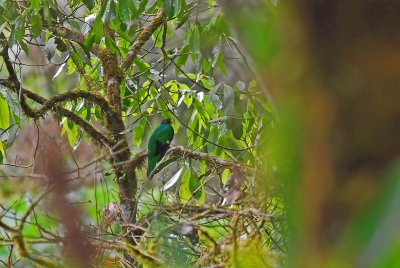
[221,0,400,267]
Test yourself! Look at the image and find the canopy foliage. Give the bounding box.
[0,0,283,267]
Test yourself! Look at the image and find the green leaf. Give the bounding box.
[176,46,189,69]
[0,95,10,130]
[231,119,243,140]
[189,26,200,61]
[63,119,80,148]
[223,84,234,114]
[84,33,96,49]
[30,13,42,38]
[183,94,193,108]
[91,16,104,43]
[118,0,129,24]
[174,0,186,17]
[0,141,4,161]
[179,170,191,202]
[19,40,29,55]
[152,27,163,48]
[83,0,95,10]
[101,0,116,23]
[10,12,27,46]
[105,35,117,54]
[163,0,175,19]
[189,175,202,200]
[29,0,41,10]
[211,37,221,68]
[128,0,139,18]
[145,0,157,11]
[133,118,146,148]
[193,98,210,121]
[70,40,92,65]
[216,52,226,75]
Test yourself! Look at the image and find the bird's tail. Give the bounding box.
[147,157,157,178]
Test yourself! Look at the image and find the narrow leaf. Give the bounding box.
[0,96,10,130]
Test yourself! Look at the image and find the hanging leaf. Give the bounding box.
[101,0,116,23]
[44,37,57,60]
[179,170,192,202]
[83,0,95,10]
[223,84,234,114]
[189,26,200,61]
[133,117,146,148]
[30,13,42,37]
[29,0,41,10]
[0,96,10,130]
[52,63,66,80]
[161,167,183,191]
[163,0,178,19]
[118,0,130,24]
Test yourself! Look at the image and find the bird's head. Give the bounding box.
[161,117,172,124]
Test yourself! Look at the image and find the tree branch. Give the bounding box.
[122,8,166,70]
[0,79,112,147]
[20,90,115,121]
[51,25,100,56]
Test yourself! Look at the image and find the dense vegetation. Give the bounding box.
[2,1,400,267]
[0,1,283,267]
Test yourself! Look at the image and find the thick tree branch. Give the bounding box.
[122,8,166,70]
[0,79,112,147]
[19,90,115,121]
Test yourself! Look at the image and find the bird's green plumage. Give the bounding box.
[147,119,174,177]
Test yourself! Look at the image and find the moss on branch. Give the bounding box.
[122,8,166,70]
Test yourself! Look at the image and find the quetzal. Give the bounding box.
[147,118,174,177]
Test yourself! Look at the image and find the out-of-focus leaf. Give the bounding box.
[9,12,27,46]
[145,0,157,11]
[190,26,200,61]
[118,0,129,24]
[179,170,191,202]
[208,93,222,111]
[92,15,104,43]
[105,35,117,54]
[30,13,42,37]
[69,41,92,65]
[62,119,80,148]
[29,0,40,10]
[54,38,67,52]
[83,0,95,10]
[133,117,146,148]
[211,37,221,68]
[0,141,4,160]
[149,69,161,81]
[52,63,66,80]
[161,167,183,191]
[189,174,202,200]
[223,84,234,114]
[237,81,246,91]
[44,37,57,60]
[214,51,226,75]
[0,95,10,130]
[101,0,116,23]
[163,0,175,19]
[141,99,154,114]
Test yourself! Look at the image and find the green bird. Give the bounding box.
[147,118,174,177]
